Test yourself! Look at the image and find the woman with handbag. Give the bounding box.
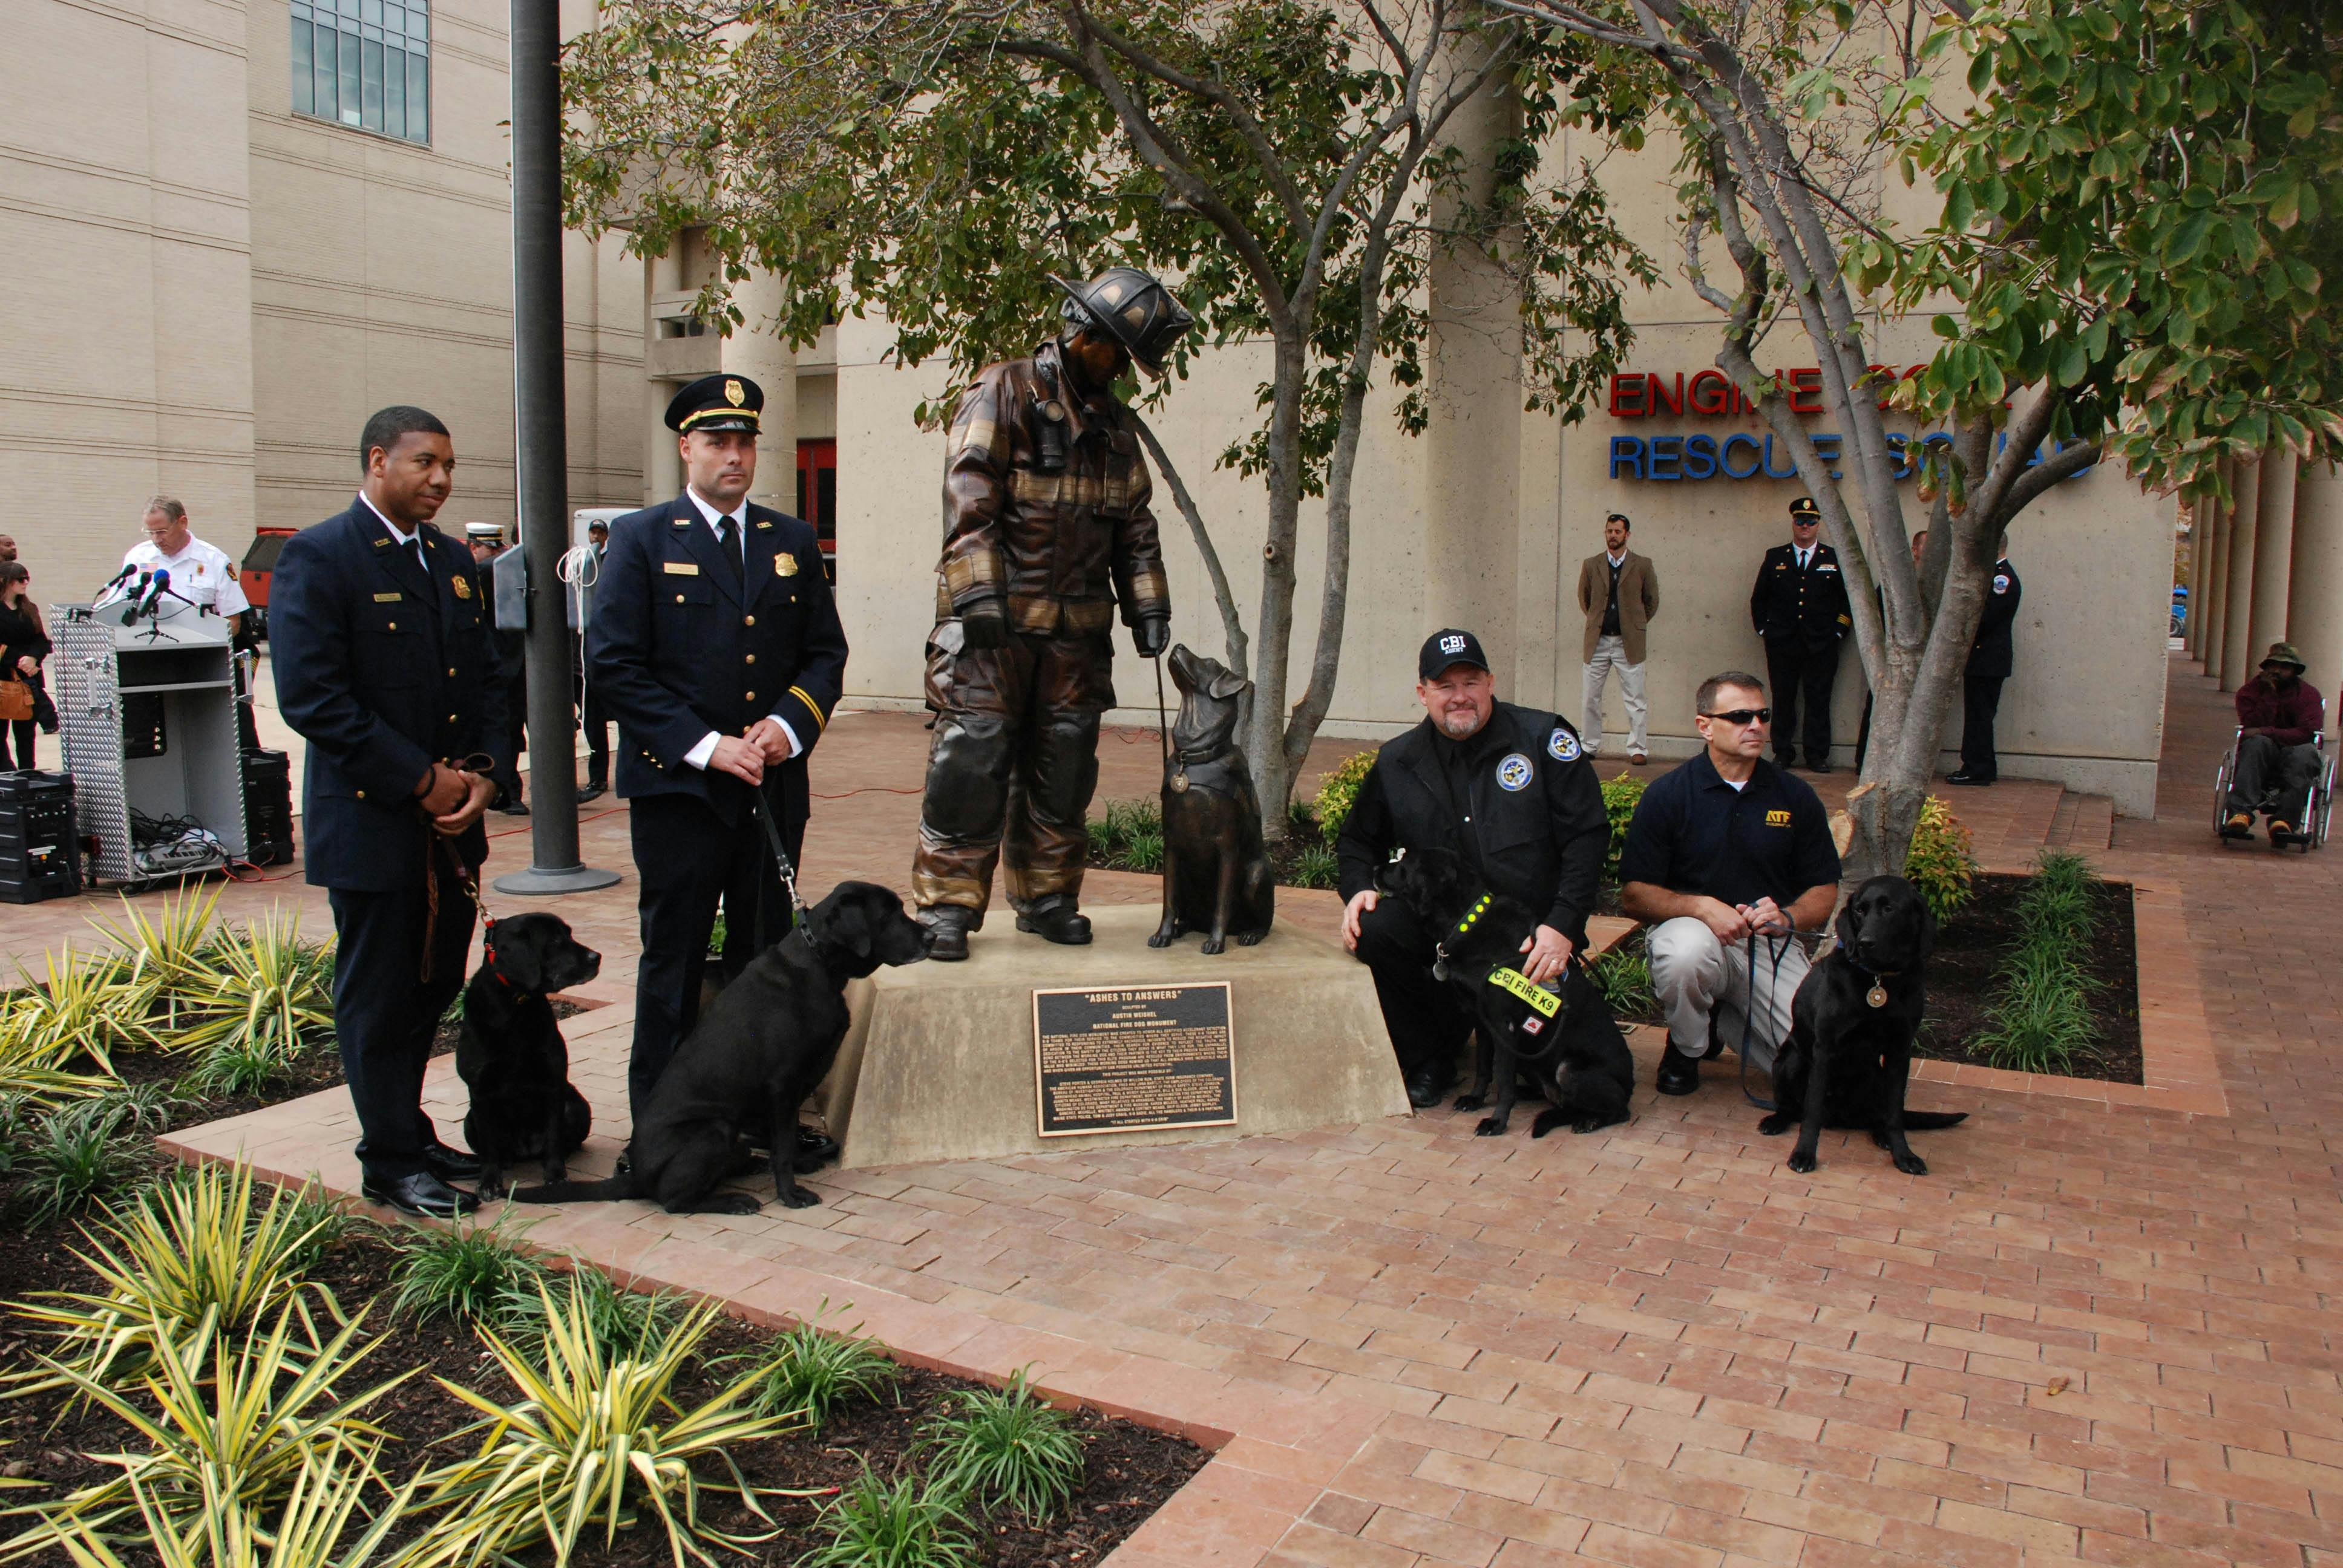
[0,561,53,769]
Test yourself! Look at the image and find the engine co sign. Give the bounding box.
[1602,367,2092,486]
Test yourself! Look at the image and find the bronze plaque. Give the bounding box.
[1032,982,1236,1137]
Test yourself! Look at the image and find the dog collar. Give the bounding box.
[479,930,520,993]
[1842,952,1900,1009]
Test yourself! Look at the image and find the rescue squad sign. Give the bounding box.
[1603,367,2094,486]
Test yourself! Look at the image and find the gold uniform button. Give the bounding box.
[447,667,457,677]
[744,615,755,627]
[675,593,686,604]
[355,789,365,800]
[447,713,457,722]
[745,690,756,702]
[745,654,756,665]
[387,621,398,630]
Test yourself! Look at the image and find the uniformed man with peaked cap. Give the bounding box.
[589,371,850,1125]
[912,265,1192,959]
[1749,495,1852,772]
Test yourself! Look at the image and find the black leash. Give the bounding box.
[1737,927,1800,1111]
[750,783,812,925]
[1152,649,1170,771]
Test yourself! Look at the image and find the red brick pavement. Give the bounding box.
[87,655,2343,1567]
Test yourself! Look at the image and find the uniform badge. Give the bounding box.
[663,562,700,575]
[1547,728,1580,763]
[724,378,746,407]
[224,563,237,580]
[1993,574,2011,593]
[451,574,471,599]
[1496,754,1533,791]
[776,554,799,578]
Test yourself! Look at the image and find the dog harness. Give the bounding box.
[1432,893,1496,981]
[1487,966,1562,1019]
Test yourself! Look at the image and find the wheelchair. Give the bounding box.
[2214,727,2335,851]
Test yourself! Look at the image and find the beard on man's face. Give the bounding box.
[1436,703,1486,739]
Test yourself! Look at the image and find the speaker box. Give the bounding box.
[241,748,295,867]
[0,769,83,903]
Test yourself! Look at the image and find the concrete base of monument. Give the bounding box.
[811,906,1409,1168]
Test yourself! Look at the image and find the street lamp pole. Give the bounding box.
[493,0,618,897]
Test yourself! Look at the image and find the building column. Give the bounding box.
[1421,51,1524,679]
[645,377,681,501]
[2202,459,2232,671]
[2220,457,2261,690]
[2290,462,2343,737]
[726,269,799,516]
[2184,498,2209,658]
[2246,451,2298,674]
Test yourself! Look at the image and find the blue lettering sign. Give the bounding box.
[1683,433,1719,480]
[1720,432,1762,479]
[1608,436,1643,479]
[1647,436,1682,481]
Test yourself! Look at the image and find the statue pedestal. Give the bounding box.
[815,907,1407,1169]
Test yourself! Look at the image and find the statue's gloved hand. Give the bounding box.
[1133,615,1171,658]
[960,599,1011,651]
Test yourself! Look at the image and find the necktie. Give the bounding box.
[715,514,739,567]
[1797,548,1809,571]
[412,540,431,582]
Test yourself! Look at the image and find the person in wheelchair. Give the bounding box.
[2223,641,2324,845]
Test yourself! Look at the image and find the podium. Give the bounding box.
[48,606,246,886]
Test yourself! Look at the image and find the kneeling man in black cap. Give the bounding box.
[1335,630,1610,1106]
[588,373,850,1128]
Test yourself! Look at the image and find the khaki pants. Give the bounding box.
[1646,916,1810,1077]
[1582,635,1647,754]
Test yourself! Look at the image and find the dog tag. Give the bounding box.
[1170,771,1188,793]
[1432,952,1449,982]
[1867,982,1888,1009]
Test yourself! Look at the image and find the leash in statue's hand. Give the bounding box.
[1152,645,1171,772]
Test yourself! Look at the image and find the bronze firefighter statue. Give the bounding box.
[912,266,1196,960]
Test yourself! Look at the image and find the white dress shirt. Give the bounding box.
[677,485,800,771]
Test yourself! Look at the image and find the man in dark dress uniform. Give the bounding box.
[1335,629,1610,1108]
[589,373,849,1125]
[1948,542,2021,786]
[912,267,1192,959]
[1749,495,1853,771]
[270,405,505,1218]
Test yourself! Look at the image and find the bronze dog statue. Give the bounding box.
[1149,644,1274,953]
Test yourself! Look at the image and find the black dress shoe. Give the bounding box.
[1655,1040,1702,1096]
[423,1143,484,1182]
[1804,758,1833,774]
[796,1126,841,1165]
[1404,1068,1453,1109]
[362,1171,483,1218]
[496,800,531,816]
[1016,900,1093,946]
[922,908,975,961]
[577,782,606,803]
[1944,770,1993,786]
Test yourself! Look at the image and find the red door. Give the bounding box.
[796,439,837,583]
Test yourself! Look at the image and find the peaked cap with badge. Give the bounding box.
[664,373,763,436]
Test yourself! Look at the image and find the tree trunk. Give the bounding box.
[1245,330,1310,843]
[1131,413,1248,680]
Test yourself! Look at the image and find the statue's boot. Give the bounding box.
[922,907,977,961]
[1015,895,1092,946]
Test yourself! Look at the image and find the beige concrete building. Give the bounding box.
[633,117,2183,814]
[2188,452,2343,734]
[2,0,643,601]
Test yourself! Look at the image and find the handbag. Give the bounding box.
[0,678,31,724]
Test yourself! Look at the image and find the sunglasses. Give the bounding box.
[1701,708,1771,727]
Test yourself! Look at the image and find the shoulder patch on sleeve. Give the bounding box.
[1548,727,1581,762]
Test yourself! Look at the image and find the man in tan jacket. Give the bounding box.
[1578,512,1660,763]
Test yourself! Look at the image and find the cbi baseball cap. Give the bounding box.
[1419,628,1490,681]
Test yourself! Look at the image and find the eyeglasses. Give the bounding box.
[1700,708,1771,727]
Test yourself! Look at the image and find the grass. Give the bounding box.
[1086,798,1165,872]
[170,913,337,1086]
[7,1161,346,1397]
[388,1212,549,1325]
[8,1099,149,1226]
[1587,935,1658,1022]
[1974,850,2102,1074]
[919,1370,1086,1523]
[401,1282,808,1568]
[1290,843,1340,890]
[728,1304,900,1432]
[493,1264,685,1366]
[799,1471,978,1568]
[33,1440,419,1568]
[0,1303,407,1565]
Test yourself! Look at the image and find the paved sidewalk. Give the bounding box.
[88,656,2343,1567]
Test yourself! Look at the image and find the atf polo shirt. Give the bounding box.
[1617,750,1840,910]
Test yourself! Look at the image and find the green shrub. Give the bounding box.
[1587,938,1658,1022]
[1599,772,1648,890]
[730,1305,900,1432]
[1974,852,2102,1074]
[1286,797,1319,841]
[1119,828,1165,873]
[493,1264,683,1366]
[1902,797,1978,924]
[170,913,335,1075]
[1291,843,1340,890]
[708,909,728,959]
[10,1100,147,1226]
[920,1370,1086,1523]
[1312,751,1378,848]
[1084,799,1167,872]
[389,1214,547,1325]
[801,1470,977,1568]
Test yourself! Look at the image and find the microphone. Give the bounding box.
[99,563,137,593]
[117,570,152,622]
[121,569,169,624]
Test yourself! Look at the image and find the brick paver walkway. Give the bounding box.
[65,653,2343,1568]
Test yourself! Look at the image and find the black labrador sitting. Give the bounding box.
[1150,644,1275,954]
[455,912,600,1197]
[1762,874,1968,1174]
[1375,846,1634,1138]
[515,882,927,1214]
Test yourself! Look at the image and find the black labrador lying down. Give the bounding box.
[456,912,601,1197]
[1376,846,1634,1138]
[516,882,927,1214]
[1762,874,1968,1174]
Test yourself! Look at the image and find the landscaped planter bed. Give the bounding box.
[0,1196,1206,1567]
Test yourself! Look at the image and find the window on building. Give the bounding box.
[292,0,430,145]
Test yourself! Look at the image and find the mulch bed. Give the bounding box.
[1915,872,2143,1083]
[1597,872,2143,1085]
[0,1215,1205,1566]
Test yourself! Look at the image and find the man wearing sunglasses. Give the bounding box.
[1618,671,1841,1096]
